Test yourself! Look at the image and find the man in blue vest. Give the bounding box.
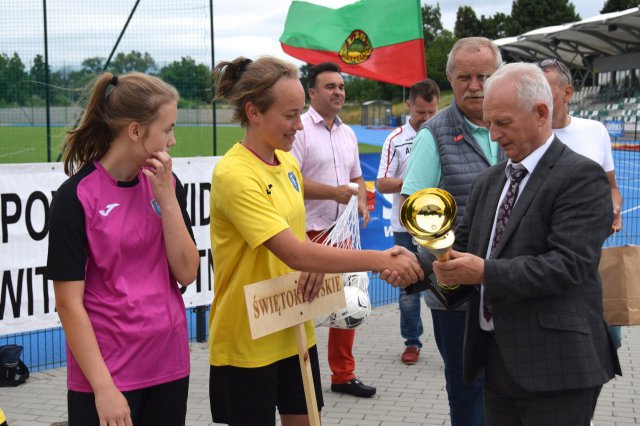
[400,37,503,426]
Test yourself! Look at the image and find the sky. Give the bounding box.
[1,0,609,70]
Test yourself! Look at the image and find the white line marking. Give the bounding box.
[0,147,36,158]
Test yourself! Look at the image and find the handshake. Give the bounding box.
[377,246,424,288]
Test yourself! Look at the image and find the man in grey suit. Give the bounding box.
[431,63,621,425]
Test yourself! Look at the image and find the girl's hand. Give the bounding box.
[94,384,133,426]
[297,272,325,302]
[381,246,424,287]
[142,151,174,206]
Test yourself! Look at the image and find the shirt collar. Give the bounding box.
[308,105,342,129]
[463,115,483,131]
[506,134,554,177]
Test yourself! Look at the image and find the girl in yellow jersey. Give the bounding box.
[208,56,424,426]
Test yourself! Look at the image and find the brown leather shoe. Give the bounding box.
[401,346,420,365]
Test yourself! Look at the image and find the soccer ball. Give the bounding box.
[329,285,371,329]
[343,271,369,292]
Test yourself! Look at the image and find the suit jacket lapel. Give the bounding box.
[491,138,565,258]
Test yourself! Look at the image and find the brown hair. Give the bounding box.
[409,79,441,103]
[307,62,341,90]
[63,72,179,176]
[213,56,299,127]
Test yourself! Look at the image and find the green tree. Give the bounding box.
[109,50,156,74]
[49,66,76,106]
[159,57,211,103]
[421,2,452,89]
[298,63,312,102]
[61,56,108,94]
[479,12,512,39]
[0,52,28,105]
[344,77,382,102]
[454,6,482,39]
[508,0,580,36]
[81,56,105,73]
[29,54,50,99]
[425,30,456,90]
[601,0,640,13]
[422,2,444,43]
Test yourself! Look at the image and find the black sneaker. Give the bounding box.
[331,378,376,397]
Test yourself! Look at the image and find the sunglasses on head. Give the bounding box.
[538,58,571,84]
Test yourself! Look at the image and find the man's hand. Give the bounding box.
[358,202,370,228]
[334,185,356,204]
[610,204,622,235]
[432,250,484,286]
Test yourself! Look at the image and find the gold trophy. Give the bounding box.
[400,188,475,310]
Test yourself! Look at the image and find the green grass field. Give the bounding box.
[0,124,381,164]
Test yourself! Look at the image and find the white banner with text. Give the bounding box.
[0,157,219,335]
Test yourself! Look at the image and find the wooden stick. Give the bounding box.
[294,324,320,426]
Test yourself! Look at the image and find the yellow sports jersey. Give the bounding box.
[209,143,315,367]
[0,407,5,424]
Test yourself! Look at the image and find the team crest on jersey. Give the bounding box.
[338,30,373,65]
[150,199,162,217]
[288,171,300,192]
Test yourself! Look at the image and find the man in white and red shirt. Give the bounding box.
[292,62,373,398]
[377,79,440,366]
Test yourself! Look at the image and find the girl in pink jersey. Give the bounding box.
[209,56,424,426]
[47,73,200,426]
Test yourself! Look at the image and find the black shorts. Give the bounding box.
[67,375,189,426]
[210,345,324,425]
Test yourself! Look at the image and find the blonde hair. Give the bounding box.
[446,37,502,76]
[63,72,179,176]
[213,56,299,127]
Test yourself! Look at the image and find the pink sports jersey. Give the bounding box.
[47,161,191,392]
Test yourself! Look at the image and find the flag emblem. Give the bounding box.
[339,30,372,64]
[280,0,426,87]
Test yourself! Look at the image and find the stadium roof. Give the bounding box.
[494,6,640,72]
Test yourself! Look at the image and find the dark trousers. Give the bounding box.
[484,334,600,426]
[431,308,484,426]
[68,376,189,426]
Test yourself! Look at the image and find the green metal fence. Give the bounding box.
[0,0,219,161]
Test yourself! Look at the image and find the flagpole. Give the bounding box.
[402,87,406,124]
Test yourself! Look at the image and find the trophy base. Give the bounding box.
[405,274,476,310]
[428,278,476,310]
[404,279,429,294]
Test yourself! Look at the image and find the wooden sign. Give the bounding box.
[244,271,345,340]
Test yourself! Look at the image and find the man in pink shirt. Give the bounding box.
[291,62,374,397]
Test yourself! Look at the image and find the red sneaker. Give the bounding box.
[401,346,420,365]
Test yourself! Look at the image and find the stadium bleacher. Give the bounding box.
[569,86,640,140]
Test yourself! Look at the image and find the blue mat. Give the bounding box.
[351,125,396,147]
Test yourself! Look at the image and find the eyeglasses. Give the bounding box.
[538,58,571,84]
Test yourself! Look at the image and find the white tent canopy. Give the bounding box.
[494,6,640,73]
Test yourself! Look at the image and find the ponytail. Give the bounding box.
[63,72,179,176]
[213,56,298,127]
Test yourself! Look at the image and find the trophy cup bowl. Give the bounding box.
[400,188,475,310]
